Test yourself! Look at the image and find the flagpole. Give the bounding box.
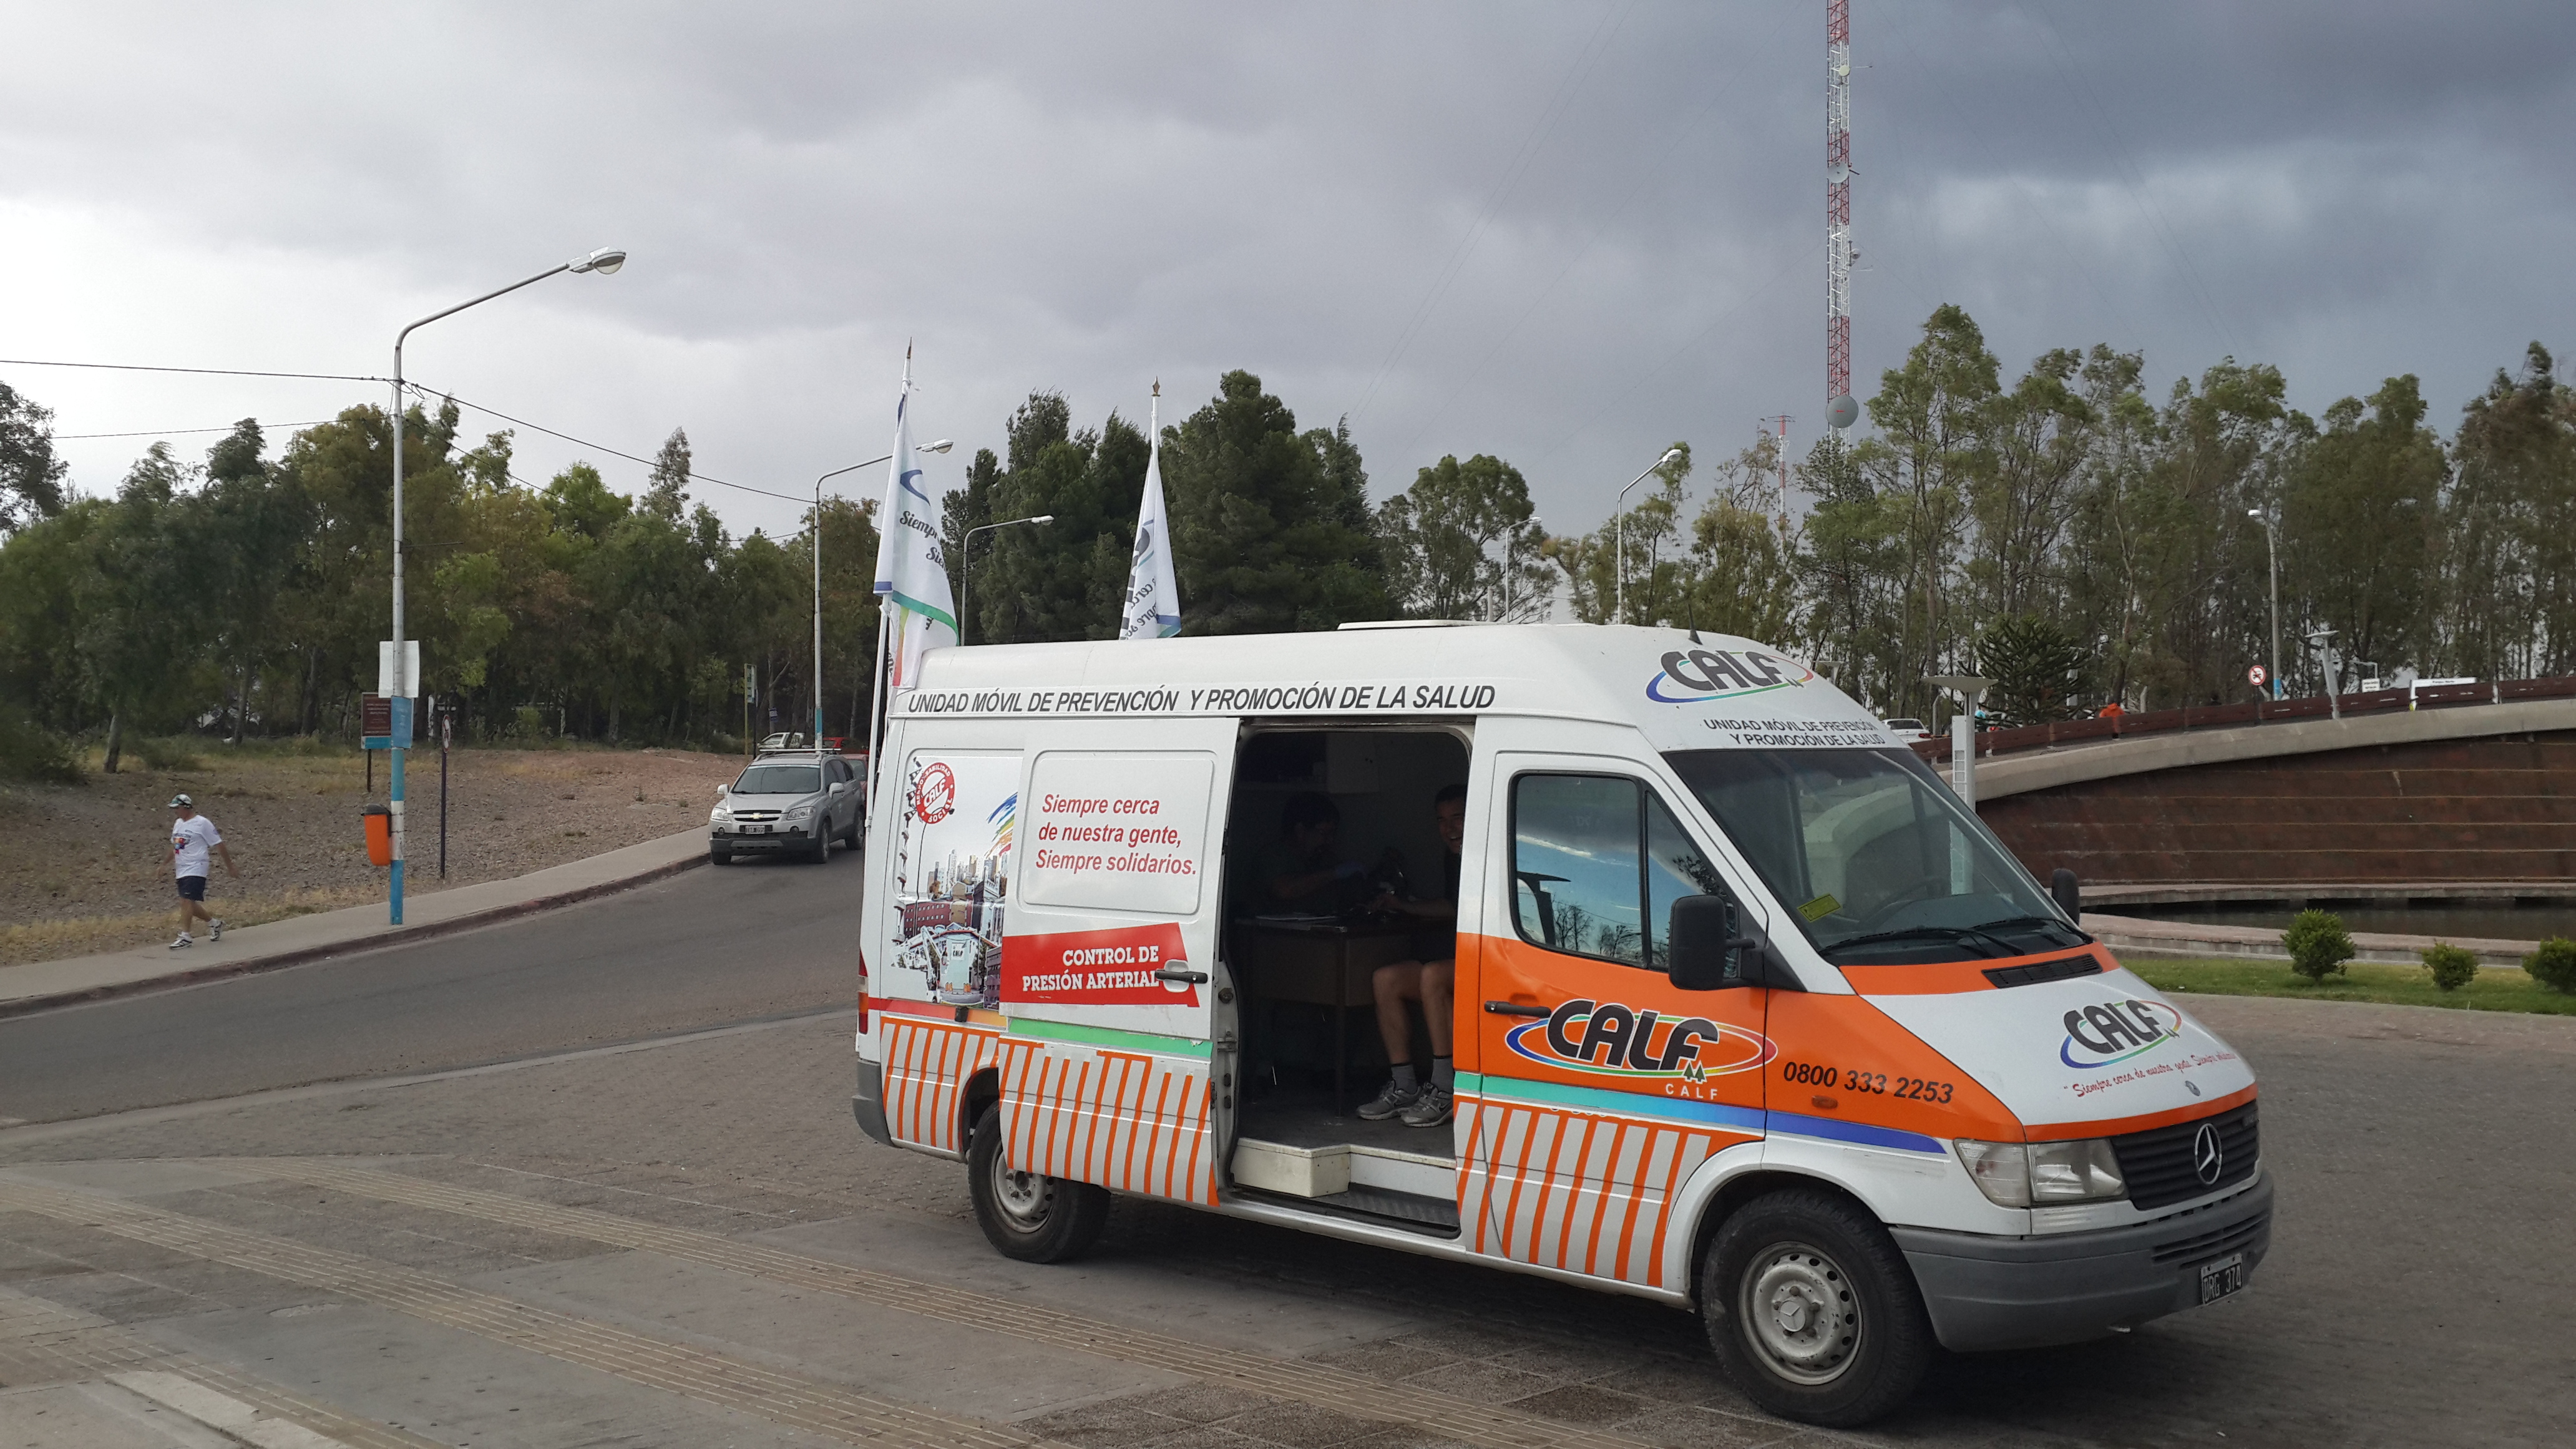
[862,608,889,837]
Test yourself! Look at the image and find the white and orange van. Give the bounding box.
[851,623,2270,1426]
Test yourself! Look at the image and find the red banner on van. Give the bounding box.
[1001,923,1197,1007]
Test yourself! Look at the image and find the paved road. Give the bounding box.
[2,859,2570,1447]
[0,849,857,1124]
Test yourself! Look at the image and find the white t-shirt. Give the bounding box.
[172,815,222,879]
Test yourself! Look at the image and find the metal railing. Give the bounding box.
[1913,674,2576,764]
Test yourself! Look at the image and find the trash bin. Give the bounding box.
[362,804,393,867]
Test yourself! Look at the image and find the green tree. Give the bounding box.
[1978,614,2088,725]
[1377,453,1551,622]
[2285,376,2445,691]
[0,380,70,535]
[968,393,1151,645]
[2444,343,2575,679]
[1163,371,1389,633]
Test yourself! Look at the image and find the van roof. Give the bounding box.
[896,624,1895,753]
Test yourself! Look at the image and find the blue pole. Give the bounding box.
[389,745,406,923]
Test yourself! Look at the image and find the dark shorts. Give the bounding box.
[176,876,207,902]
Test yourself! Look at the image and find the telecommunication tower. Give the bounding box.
[1825,1,1857,430]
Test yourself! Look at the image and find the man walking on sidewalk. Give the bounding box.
[168,793,236,949]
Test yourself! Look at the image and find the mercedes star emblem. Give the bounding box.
[2192,1122,2225,1185]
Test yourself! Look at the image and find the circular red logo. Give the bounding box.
[914,762,956,824]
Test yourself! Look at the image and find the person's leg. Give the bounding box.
[1359,962,1427,1120]
[1422,959,1455,1058]
[1370,960,1424,1065]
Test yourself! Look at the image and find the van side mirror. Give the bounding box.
[2051,867,2081,921]
[1669,894,1757,991]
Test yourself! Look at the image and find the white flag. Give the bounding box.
[1119,382,1181,639]
[872,356,956,690]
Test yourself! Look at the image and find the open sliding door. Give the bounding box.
[997,718,1239,1206]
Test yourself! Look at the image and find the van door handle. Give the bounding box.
[1154,967,1209,984]
[1482,1001,1549,1018]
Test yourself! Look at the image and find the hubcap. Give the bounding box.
[989,1151,1052,1229]
[1741,1241,1862,1385]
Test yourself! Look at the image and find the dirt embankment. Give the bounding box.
[0,744,745,965]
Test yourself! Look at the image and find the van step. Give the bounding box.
[1312,1184,1460,1231]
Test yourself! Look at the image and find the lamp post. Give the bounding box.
[2248,507,2281,701]
[1614,448,1684,624]
[960,515,1055,645]
[388,245,623,925]
[2305,627,2340,721]
[1926,674,1994,807]
[814,441,952,744]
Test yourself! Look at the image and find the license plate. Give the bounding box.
[743,824,768,834]
[2197,1251,2246,1305]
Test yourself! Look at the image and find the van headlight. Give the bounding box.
[1953,1139,2126,1207]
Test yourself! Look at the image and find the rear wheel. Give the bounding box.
[1703,1188,1932,1428]
[966,1104,1109,1263]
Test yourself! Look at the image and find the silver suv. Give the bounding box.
[710,751,863,864]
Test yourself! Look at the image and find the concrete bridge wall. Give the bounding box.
[1971,702,2576,884]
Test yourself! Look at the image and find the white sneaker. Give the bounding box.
[1355,1080,1422,1121]
[209,919,224,942]
[168,933,193,949]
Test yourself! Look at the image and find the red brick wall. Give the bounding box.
[1979,731,2576,884]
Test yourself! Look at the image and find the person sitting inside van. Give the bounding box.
[1357,783,1468,1129]
[1244,791,1370,914]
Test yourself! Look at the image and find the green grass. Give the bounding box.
[2129,956,2576,1016]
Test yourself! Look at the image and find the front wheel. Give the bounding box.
[808,824,832,864]
[710,844,732,866]
[966,1104,1110,1263]
[1703,1189,1933,1428]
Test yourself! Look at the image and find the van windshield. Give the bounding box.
[733,764,821,796]
[1664,748,2086,965]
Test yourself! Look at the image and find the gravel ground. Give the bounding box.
[0,743,745,964]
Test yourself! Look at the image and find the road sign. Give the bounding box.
[2248,664,2268,688]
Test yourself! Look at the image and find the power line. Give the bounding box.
[0,357,386,383]
[56,420,335,441]
[409,383,814,505]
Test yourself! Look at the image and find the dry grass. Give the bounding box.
[0,740,744,966]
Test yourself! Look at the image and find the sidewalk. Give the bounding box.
[0,828,710,1018]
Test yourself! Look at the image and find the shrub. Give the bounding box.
[2283,909,2355,981]
[0,705,83,783]
[2421,942,2478,992]
[130,736,204,770]
[2525,937,2576,994]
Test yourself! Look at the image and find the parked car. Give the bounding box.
[1881,716,1934,743]
[710,749,863,864]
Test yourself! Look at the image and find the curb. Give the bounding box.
[0,849,709,1021]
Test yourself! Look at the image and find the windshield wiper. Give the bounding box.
[1972,914,2095,945]
[1822,924,2021,962]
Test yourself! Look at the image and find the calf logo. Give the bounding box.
[914,761,957,823]
[1506,998,1775,1083]
[2059,998,2185,1068]
[1646,648,1815,704]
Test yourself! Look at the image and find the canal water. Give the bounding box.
[2121,900,2576,942]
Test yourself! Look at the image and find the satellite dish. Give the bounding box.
[1827,394,1859,431]
[1832,62,1850,78]
[1828,163,1850,184]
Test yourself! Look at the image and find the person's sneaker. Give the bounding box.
[168,933,193,949]
[1399,1085,1453,1129]
[1355,1080,1422,1121]
[209,918,224,942]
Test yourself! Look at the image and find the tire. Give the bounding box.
[1702,1188,1933,1428]
[808,822,831,864]
[965,1104,1110,1264]
[710,844,732,866]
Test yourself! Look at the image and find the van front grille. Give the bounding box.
[2111,1103,2259,1211]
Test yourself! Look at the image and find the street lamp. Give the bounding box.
[387,246,623,925]
[1614,448,1684,624]
[2248,507,2281,701]
[960,515,1055,645]
[814,441,952,744]
[2305,627,2340,721]
[1926,674,1994,807]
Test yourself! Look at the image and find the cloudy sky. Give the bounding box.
[5,2,2570,542]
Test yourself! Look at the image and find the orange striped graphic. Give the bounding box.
[997,1038,1214,1206]
[880,1015,1005,1154]
[1460,1093,1750,1290]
